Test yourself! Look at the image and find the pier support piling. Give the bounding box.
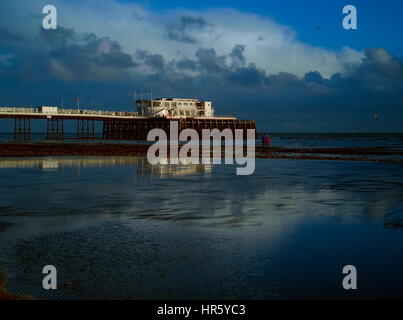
[14,118,31,140]
[77,119,95,139]
[47,118,64,139]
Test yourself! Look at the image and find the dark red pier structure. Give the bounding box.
[0,107,257,140]
[103,118,257,140]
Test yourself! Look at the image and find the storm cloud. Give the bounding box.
[135,50,165,72]
[0,26,25,42]
[166,15,210,44]
[0,0,402,132]
[43,28,137,81]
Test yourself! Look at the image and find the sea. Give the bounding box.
[0,133,402,299]
[1,132,403,149]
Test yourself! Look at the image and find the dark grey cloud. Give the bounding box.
[176,58,199,71]
[344,48,403,93]
[132,45,403,132]
[195,48,228,73]
[0,27,25,42]
[1,25,402,131]
[167,15,210,44]
[15,27,137,82]
[135,50,165,71]
[227,63,266,86]
[304,71,324,84]
[180,16,208,29]
[229,45,246,68]
[37,27,76,47]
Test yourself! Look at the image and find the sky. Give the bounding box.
[0,0,402,132]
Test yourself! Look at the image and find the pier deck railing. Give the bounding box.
[0,107,237,120]
[0,107,139,117]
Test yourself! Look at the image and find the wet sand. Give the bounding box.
[0,142,402,162]
[0,222,30,300]
[257,146,403,162]
[1,157,403,299]
[0,142,150,157]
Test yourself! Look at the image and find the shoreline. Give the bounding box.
[0,142,402,162]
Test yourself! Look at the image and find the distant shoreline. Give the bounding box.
[0,142,402,163]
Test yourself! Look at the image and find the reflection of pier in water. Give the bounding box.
[0,157,212,177]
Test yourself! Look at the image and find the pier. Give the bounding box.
[0,106,257,140]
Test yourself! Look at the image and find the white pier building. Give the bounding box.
[136,98,215,118]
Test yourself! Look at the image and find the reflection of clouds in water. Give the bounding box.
[126,159,403,228]
[0,157,402,228]
[1,157,403,299]
[366,192,399,219]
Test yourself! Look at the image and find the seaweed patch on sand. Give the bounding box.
[0,142,402,163]
[385,220,403,229]
[0,266,31,300]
